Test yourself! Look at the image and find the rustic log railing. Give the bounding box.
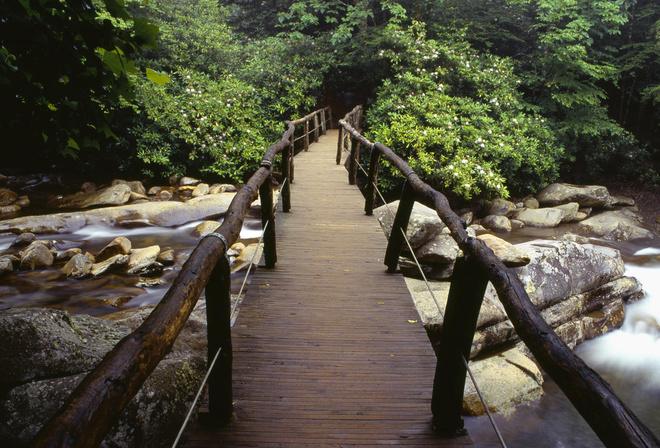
[30,107,332,448]
[338,105,660,448]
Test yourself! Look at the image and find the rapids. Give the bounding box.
[0,219,263,316]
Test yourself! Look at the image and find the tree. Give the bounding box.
[0,0,158,170]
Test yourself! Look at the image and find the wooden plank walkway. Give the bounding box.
[183,129,473,447]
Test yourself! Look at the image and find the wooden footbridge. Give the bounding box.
[183,128,471,447]
[33,107,660,448]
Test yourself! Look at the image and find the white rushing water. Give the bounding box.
[579,260,660,386]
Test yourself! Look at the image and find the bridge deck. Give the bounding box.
[183,129,472,447]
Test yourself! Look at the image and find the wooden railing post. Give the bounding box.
[348,138,360,185]
[304,119,310,151]
[384,180,416,273]
[328,108,334,129]
[364,147,381,215]
[313,114,320,142]
[202,254,233,426]
[431,256,489,436]
[289,130,295,183]
[321,110,327,134]
[282,144,292,213]
[336,127,344,165]
[260,175,277,268]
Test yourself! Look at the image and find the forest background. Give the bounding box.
[1,0,659,203]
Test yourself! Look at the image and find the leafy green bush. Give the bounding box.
[122,68,282,181]
[366,22,563,200]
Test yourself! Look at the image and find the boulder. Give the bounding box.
[0,193,239,234]
[80,182,96,193]
[514,240,625,309]
[232,243,262,273]
[0,188,18,206]
[414,235,460,264]
[55,248,83,262]
[112,179,147,196]
[522,196,539,209]
[512,207,564,228]
[18,241,54,271]
[127,246,162,276]
[551,202,579,223]
[210,184,237,194]
[15,196,30,208]
[462,346,544,416]
[0,257,13,277]
[61,253,94,279]
[536,183,610,208]
[192,220,221,238]
[0,308,130,388]
[482,198,516,217]
[0,205,21,215]
[157,249,175,266]
[96,236,132,262]
[48,184,132,209]
[91,254,129,277]
[0,307,206,448]
[374,201,445,249]
[10,233,36,248]
[407,240,641,358]
[610,195,635,206]
[476,234,530,267]
[576,209,653,241]
[481,215,512,232]
[179,176,201,187]
[192,183,210,198]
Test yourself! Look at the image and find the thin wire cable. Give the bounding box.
[171,346,223,448]
[349,143,507,447]
[462,355,508,448]
[172,176,287,445]
[230,176,287,323]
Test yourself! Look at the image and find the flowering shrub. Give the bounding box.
[366,22,563,199]
[125,68,281,180]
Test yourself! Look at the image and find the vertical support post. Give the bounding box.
[203,254,233,426]
[282,145,292,213]
[336,127,344,165]
[364,147,381,215]
[313,114,320,142]
[321,110,327,134]
[260,176,277,268]
[384,181,416,273]
[289,131,295,183]
[304,119,310,151]
[348,139,360,185]
[432,257,489,436]
[328,108,334,129]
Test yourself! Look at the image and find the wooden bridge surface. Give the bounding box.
[183,129,472,447]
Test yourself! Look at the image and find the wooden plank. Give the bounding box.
[183,129,472,447]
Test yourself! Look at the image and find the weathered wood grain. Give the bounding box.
[183,129,472,447]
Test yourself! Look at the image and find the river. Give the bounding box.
[1,209,659,446]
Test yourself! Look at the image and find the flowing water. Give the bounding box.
[0,219,264,316]
[2,191,660,446]
[466,236,660,447]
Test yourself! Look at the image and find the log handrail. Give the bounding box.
[31,107,332,448]
[338,106,660,448]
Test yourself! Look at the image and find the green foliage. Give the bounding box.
[236,36,330,119]
[367,22,563,200]
[110,0,326,181]
[0,0,157,168]
[125,68,280,180]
